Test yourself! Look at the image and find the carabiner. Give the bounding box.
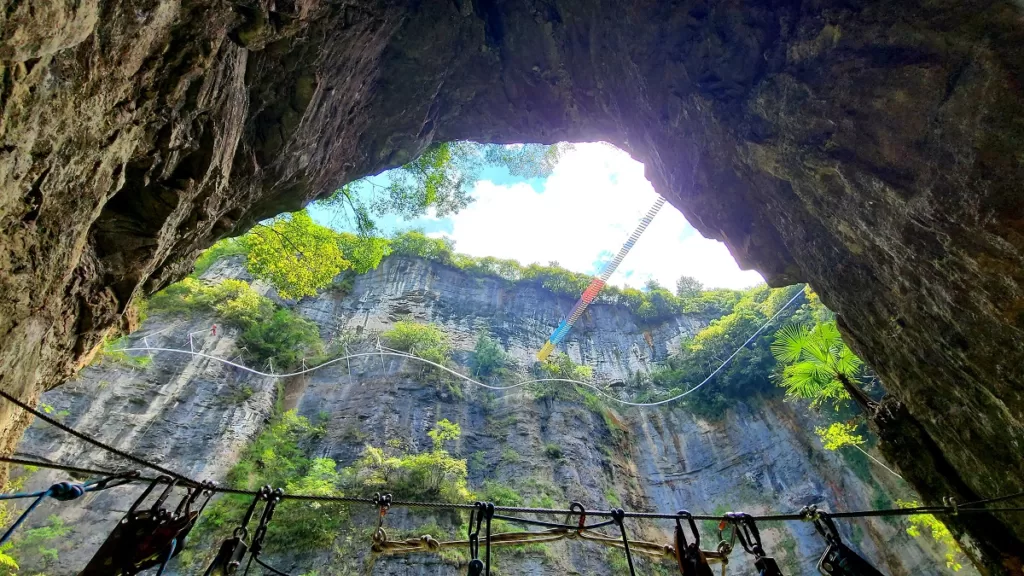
[204,487,270,576]
[467,501,493,576]
[812,511,884,576]
[611,509,637,576]
[726,513,786,575]
[674,510,713,576]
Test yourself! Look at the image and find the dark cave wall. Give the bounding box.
[1,0,1022,570]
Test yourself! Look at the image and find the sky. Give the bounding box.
[311,142,763,290]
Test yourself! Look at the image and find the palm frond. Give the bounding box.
[771,324,810,364]
[781,363,831,399]
[834,346,863,377]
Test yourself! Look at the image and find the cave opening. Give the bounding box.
[2,0,1023,571]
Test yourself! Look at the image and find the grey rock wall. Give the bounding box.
[9,257,962,575]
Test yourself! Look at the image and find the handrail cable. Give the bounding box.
[109,288,805,409]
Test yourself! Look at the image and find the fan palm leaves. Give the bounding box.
[771,322,866,409]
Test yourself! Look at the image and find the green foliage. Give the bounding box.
[604,488,621,507]
[382,321,452,366]
[543,443,563,460]
[192,238,246,277]
[771,321,862,409]
[675,275,704,299]
[521,477,564,509]
[482,143,571,178]
[227,385,255,404]
[148,278,321,370]
[529,354,602,410]
[478,481,523,507]
[225,410,325,489]
[500,447,521,465]
[0,547,16,572]
[349,421,471,503]
[428,419,461,452]
[0,515,71,574]
[638,284,803,417]
[320,142,570,223]
[388,231,456,264]
[239,308,322,370]
[471,331,506,377]
[241,210,389,299]
[700,504,730,536]
[92,335,152,369]
[195,411,347,555]
[0,473,28,573]
[538,353,593,382]
[815,422,865,451]
[896,500,966,571]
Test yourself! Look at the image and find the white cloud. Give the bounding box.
[442,143,764,290]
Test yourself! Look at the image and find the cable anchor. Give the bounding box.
[611,508,637,576]
[371,492,393,551]
[243,487,292,576]
[570,501,586,534]
[943,496,959,516]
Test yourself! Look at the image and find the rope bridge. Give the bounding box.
[1,388,1022,576]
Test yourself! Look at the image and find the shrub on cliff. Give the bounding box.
[471,331,506,377]
[148,278,321,370]
[637,284,804,416]
[348,419,471,503]
[188,411,345,562]
[382,321,451,366]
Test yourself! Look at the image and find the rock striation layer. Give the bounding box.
[1,0,1023,568]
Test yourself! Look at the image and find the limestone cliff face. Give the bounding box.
[12,257,960,575]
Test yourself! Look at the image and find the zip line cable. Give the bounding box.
[3,453,1022,521]
[109,287,806,409]
[1,441,1023,523]
[0,387,193,484]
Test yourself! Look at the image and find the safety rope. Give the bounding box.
[2,347,1023,537]
[1,456,1023,576]
[538,196,667,361]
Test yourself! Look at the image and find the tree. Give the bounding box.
[896,500,966,571]
[427,419,461,451]
[381,321,451,366]
[471,331,506,377]
[675,275,703,299]
[231,142,570,298]
[539,353,594,382]
[770,321,874,411]
[317,142,571,225]
[815,422,903,480]
[239,210,389,299]
[643,279,665,292]
[353,419,471,503]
